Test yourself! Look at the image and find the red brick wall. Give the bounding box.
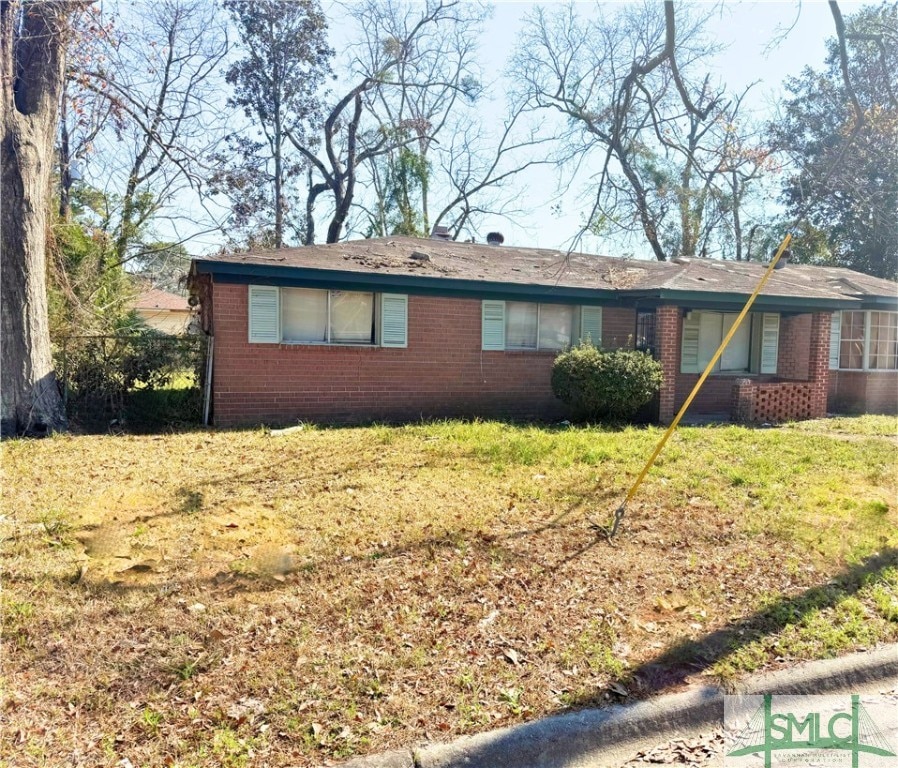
[656,306,680,423]
[778,314,811,380]
[601,307,636,350]
[806,312,830,417]
[828,371,898,414]
[733,380,820,423]
[210,282,637,426]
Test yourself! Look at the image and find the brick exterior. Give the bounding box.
[777,314,811,380]
[656,306,680,423]
[728,312,830,423]
[210,281,636,426]
[828,371,898,414]
[208,282,894,425]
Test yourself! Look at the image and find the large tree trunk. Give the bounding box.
[1,1,72,436]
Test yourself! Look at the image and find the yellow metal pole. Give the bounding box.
[604,232,793,537]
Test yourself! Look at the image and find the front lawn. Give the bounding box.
[3,417,897,766]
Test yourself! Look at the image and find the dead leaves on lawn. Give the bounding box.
[2,423,896,767]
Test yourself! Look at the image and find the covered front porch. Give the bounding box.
[652,305,832,425]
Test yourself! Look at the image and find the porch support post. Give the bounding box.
[656,305,680,424]
[808,312,831,418]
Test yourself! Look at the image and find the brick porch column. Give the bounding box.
[808,312,831,418]
[656,305,680,424]
[732,379,756,423]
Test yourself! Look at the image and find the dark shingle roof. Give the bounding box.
[196,236,897,304]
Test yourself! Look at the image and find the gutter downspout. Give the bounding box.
[203,335,214,426]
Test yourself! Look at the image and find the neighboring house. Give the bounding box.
[133,288,192,335]
[188,236,898,427]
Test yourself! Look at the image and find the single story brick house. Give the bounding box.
[188,236,897,427]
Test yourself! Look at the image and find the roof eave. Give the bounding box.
[622,289,861,311]
[854,295,898,311]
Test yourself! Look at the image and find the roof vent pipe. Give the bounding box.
[430,225,452,241]
[486,232,504,246]
[773,248,793,270]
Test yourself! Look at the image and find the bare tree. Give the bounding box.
[213,0,332,250]
[75,0,228,267]
[289,0,489,244]
[1,0,74,435]
[427,107,557,239]
[353,0,488,237]
[513,1,771,261]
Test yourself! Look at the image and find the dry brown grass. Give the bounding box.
[2,418,896,767]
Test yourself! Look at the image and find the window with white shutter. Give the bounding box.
[481,301,506,350]
[829,312,842,370]
[380,294,408,348]
[579,306,602,346]
[251,286,408,347]
[482,301,589,351]
[759,313,780,374]
[248,285,280,343]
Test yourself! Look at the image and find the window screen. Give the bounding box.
[869,311,898,370]
[839,311,865,369]
[330,291,375,343]
[282,288,327,343]
[538,305,574,350]
[505,302,538,349]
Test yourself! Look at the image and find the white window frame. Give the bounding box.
[833,310,898,371]
[481,301,593,352]
[248,285,407,348]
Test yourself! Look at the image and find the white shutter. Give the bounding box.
[579,306,602,346]
[760,313,780,374]
[481,301,505,350]
[829,312,841,370]
[681,312,701,373]
[248,285,280,343]
[380,293,408,348]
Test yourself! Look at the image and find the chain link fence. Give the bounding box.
[57,334,209,433]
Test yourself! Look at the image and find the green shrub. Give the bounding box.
[60,332,205,432]
[551,343,663,421]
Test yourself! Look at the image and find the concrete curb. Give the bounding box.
[338,644,898,768]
